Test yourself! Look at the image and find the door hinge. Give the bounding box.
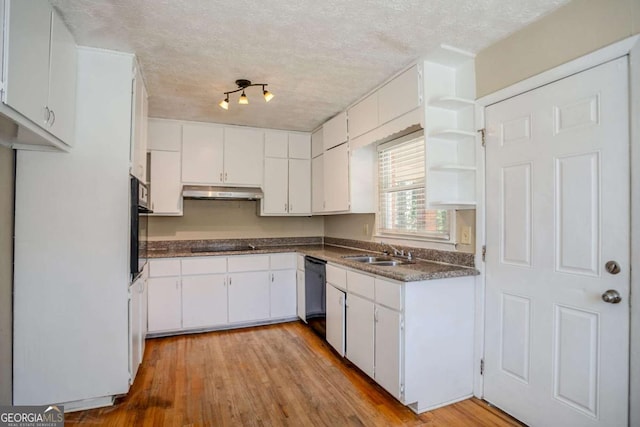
[480,359,485,375]
[482,245,486,262]
[478,129,486,147]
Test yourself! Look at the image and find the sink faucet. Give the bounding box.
[383,242,413,261]
[248,243,256,250]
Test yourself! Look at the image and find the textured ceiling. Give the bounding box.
[51,0,569,132]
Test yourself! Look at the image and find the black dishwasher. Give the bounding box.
[304,256,326,338]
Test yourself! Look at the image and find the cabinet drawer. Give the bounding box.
[181,257,227,275]
[347,270,375,299]
[326,264,347,290]
[270,253,296,270]
[375,278,402,311]
[149,258,181,277]
[227,254,270,272]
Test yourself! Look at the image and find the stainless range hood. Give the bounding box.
[182,185,263,200]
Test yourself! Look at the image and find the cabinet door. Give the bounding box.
[148,119,181,151]
[228,271,270,323]
[326,284,346,356]
[322,111,348,151]
[346,293,374,377]
[224,127,264,185]
[131,67,148,180]
[264,130,288,158]
[296,269,306,322]
[5,0,51,126]
[312,154,325,213]
[147,277,182,332]
[129,281,142,380]
[288,159,311,214]
[182,124,224,184]
[263,157,288,214]
[182,274,228,328]
[323,143,350,212]
[375,305,403,399]
[378,65,420,124]
[47,10,77,146]
[311,127,324,158]
[270,270,297,318]
[149,150,182,215]
[348,93,378,139]
[288,133,311,159]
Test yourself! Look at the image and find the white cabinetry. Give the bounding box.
[311,127,324,158]
[228,272,270,323]
[148,276,182,332]
[326,262,475,413]
[5,0,77,147]
[296,255,306,321]
[311,155,325,214]
[181,256,228,329]
[130,62,148,181]
[321,142,376,214]
[270,252,297,319]
[129,267,148,382]
[224,127,264,185]
[423,48,476,208]
[322,111,348,150]
[378,66,421,125]
[262,131,311,215]
[148,119,183,215]
[181,123,224,184]
[326,283,346,357]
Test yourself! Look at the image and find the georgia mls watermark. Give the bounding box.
[0,405,64,427]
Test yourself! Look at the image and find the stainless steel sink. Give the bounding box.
[342,255,412,266]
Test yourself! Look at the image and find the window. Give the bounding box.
[378,134,450,239]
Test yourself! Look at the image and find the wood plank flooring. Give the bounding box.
[65,321,524,426]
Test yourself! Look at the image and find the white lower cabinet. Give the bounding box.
[181,275,228,328]
[228,271,270,323]
[325,283,345,356]
[148,253,298,334]
[374,304,402,399]
[296,255,306,321]
[270,270,297,318]
[345,293,375,378]
[147,276,182,332]
[327,262,475,414]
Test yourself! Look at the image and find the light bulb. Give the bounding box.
[263,89,274,102]
[238,91,249,104]
[219,97,229,110]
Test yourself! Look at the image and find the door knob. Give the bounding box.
[601,289,622,304]
[605,261,621,275]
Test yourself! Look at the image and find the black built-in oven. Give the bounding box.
[130,175,152,282]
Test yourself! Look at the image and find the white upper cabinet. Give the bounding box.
[348,93,378,140]
[181,123,224,184]
[224,127,264,186]
[347,65,420,144]
[311,154,324,213]
[322,111,348,151]
[311,127,323,158]
[262,130,311,216]
[148,119,182,151]
[323,143,350,212]
[130,63,148,181]
[149,150,182,215]
[378,65,421,125]
[5,0,77,147]
[264,130,288,158]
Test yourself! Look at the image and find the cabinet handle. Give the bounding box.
[374,307,378,322]
[43,106,50,123]
[224,172,228,181]
[49,109,56,126]
[289,204,293,212]
[229,277,232,285]
[220,172,223,182]
[284,203,288,212]
[271,273,274,282]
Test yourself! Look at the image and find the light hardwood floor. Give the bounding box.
[65,322,524,426]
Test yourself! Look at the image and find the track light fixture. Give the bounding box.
[219,79,274,109]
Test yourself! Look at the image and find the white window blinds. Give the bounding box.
[378,135,450,238]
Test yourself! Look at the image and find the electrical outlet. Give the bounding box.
[461,226,472,245]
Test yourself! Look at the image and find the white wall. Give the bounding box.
[13,48,133,405]
[0,144,13,405]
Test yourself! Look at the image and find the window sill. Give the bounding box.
[373,234,457,251]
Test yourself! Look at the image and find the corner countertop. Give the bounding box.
[147,243,478,282]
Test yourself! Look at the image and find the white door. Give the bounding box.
[326,283,345,356]
[346,293,375,378]
[263,157,288,214]
[484,57,630,427]
[181,274,228,328]
[375,304,402,399]
[288,159,311,214]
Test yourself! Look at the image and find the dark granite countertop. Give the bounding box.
[147,238,478,282]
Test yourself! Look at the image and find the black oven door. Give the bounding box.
[131,176,151,282]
